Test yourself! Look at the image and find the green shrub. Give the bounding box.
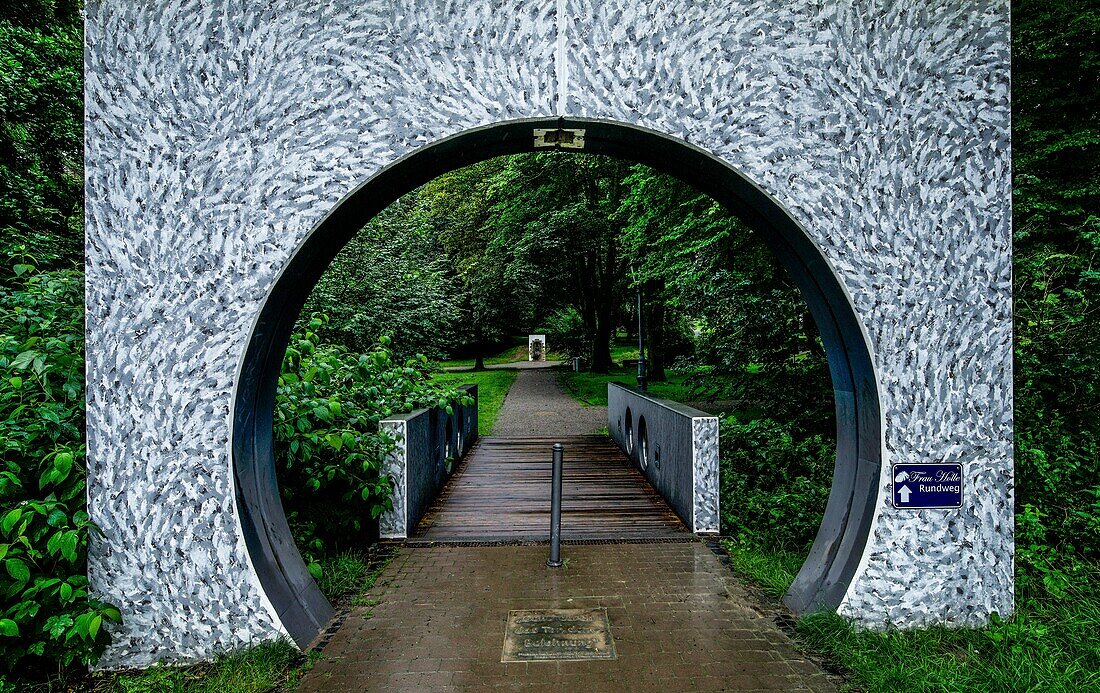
[0,252,119,674]
[718,415,833,551]
[538,307,586,359]
[274,315,471,571]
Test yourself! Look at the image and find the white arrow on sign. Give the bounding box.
[898,485,912,504]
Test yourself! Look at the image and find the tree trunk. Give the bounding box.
[590,315,613,373]
[588,225,620,374]
[473,323,486,371]
[646,296,667,382]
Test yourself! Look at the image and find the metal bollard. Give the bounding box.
[546,443,564,568]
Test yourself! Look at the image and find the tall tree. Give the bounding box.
[617,166,832,425]
[301,195,461,360]
[423,159,535,368]
[1012,0,1100,557]
[485,153,633,372]
[0,1,84,272]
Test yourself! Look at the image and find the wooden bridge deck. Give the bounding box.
[414,435,689,541]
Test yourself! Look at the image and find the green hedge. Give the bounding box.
[274,315,471,572]
[717,415,833,551]
[0,254,119,675]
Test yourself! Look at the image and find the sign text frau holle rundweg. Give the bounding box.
[892,464,963,509]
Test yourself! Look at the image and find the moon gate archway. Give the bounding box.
[84,1,1013,666]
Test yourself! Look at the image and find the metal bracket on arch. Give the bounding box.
[533,127,586,149]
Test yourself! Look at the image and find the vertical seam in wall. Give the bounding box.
[401,420,409,537]
[555,0,568,114]
[690,418,698,532]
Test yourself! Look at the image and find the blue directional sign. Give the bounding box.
[892,464,962,509]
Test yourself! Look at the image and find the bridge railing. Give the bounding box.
[607,383,719,534]
[379,384,478,539]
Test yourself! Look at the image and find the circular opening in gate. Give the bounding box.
[624,407,634,453]
[444,418,454,473]
[454,409,464,468]
[232,117,881,646]
[637,416,649,471]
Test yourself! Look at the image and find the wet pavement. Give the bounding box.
[298,542,837,692]
[415,436,687,541]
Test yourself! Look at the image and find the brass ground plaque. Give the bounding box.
[501,608,617,662]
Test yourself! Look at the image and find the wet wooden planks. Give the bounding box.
[415,435,688,541]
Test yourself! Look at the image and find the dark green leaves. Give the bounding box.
[0,11,84,272]
[1,509,22,534]
[1012,0,1100,566]
[275,318,471,573]
[299,196,463,362]
[0,252,118,671]
[5,558,30,584]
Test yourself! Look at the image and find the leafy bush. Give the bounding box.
[539,307,586,359]
[0,9,84,272]
[274,315,471,571]
[718,415,833,551]
[1011,0,1100,570]
[301,197,462,361]
[0,252,119,675]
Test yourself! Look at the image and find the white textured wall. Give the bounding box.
[86,0,1012,666]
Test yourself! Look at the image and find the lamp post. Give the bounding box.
[632,265,646,391]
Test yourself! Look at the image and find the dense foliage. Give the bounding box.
[274,317,471,570]
[0,252,119,675]
[0,2,82,272]
[0,0,1097,688]
[717,418,833,550]
[319,154,668,372]
[302,199,462,361]
[1011,0,1100,568]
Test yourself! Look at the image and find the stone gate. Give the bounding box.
[85,0,1013,666]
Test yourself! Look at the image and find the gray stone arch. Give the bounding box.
[86,0,1012,667]
[233,117,883,647]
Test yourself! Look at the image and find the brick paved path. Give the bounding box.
[492,368,606,437]
[298,542,837,692]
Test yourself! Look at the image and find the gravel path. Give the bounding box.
[491,368,606,437]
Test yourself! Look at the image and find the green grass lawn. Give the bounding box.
[556,365,692,407]
[440,335,637,370]
[437,337,532,369]
[432,369,517,436]
[610,342,640,363]
[722,540,1100,692]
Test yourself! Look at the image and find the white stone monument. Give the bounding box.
[528,334,546,361]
